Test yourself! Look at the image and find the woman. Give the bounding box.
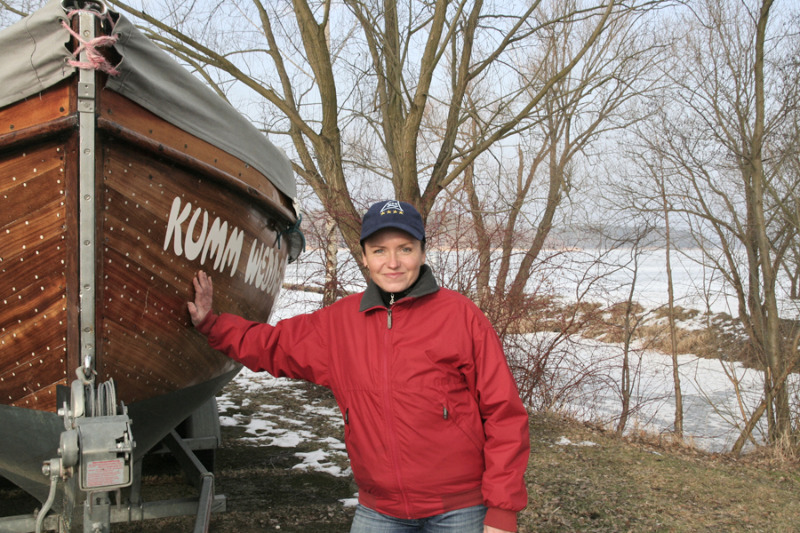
[189,200,530,532]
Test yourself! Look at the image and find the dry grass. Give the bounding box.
[522,411,800,532]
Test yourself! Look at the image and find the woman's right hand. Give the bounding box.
[188,270,214,327]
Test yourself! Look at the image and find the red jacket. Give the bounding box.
[198,267,529,531]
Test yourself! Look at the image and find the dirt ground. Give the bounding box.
[0,444,355,533]
[5,376,800,532]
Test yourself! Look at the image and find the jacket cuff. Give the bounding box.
[485,507,518,532]
[196,311,218,336]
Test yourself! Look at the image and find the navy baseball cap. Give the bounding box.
[360,200,425,243]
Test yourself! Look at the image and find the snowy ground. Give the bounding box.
[216,368,359,503]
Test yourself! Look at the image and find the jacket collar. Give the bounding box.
[359,264,439,312]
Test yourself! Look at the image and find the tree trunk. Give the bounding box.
[507,141,564,304]
[661,183,683,438]
[749,0,789,442]
[323,215,339,306]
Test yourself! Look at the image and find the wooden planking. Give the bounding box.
[9,382,61,411]
[98,89,294,216]
[100,140,285,318]
[0,287,66,361]
[94,135,280,402]
[0,198,66,264]
[0,333,67,409]
[0,81,72,137]
[98,136,283,236]
[0,147,67,229]
[0,231,67,333]
[0,139,71,411]
[99,247,231,399]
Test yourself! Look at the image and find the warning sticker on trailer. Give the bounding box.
[86,458,126,488]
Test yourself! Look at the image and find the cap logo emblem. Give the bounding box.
[380,200,404,215]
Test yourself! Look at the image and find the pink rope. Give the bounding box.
[62,9,120,76]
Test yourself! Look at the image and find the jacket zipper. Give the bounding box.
[381,297,410,516]
[387,293,394,329]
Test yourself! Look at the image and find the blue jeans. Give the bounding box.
[349,504,487,533]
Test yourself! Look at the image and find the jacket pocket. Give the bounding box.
[441,392,485,453]
[343,406,351,439]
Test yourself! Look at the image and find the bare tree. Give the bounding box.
[450,1,669,318]
[640,0,798,450]
[658,170,684,438]
[611,225,658,434]
[618,120,688,437]
[502,2,658,307]
[2,1,676,304]
[771,80,800,301]
[0,0,25,18]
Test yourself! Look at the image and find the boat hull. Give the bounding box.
[0,78,295,501]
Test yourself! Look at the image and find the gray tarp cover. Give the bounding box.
[0,0,296,201]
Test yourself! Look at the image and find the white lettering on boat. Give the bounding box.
[184,206,207,261]
[163,196,283,294]
[244,240,281,291]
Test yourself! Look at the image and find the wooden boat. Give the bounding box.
[0,0,301,521]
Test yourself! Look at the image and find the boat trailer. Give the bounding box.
[0,368,225,533]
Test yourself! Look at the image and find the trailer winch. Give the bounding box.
[37,368,134,533]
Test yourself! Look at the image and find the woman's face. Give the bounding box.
[361,228,425,294]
